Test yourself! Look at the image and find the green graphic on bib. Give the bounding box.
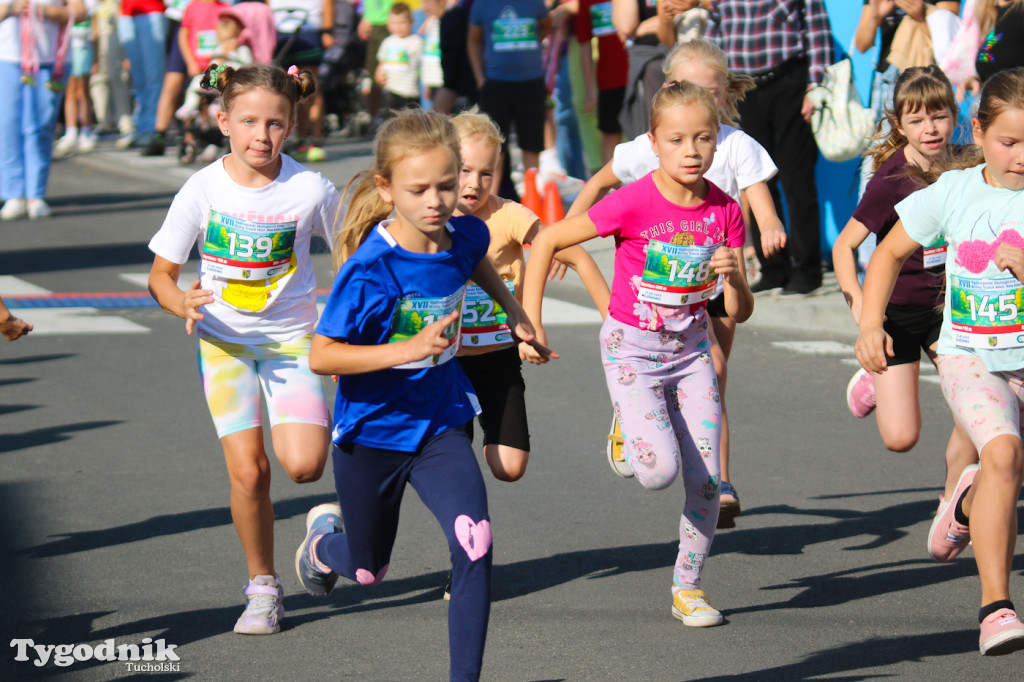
[461,281,515,347]
[923,237,947,269]
[493,16,539,52]
[639,241,720,305]
[950,274,1024,349]
[384,45,410,68]
[591,2,615,36]
[196,30,219,57]
[389,287,466,368]
[202,210,296,280]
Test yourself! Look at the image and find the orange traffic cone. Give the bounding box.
[542,180,565,226]
[522,167,543,218]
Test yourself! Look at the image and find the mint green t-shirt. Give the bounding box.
[363,0,393,26]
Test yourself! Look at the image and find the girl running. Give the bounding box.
[855,66,1024,656]
[148,63,338,635]
[834,66,977,503]
[568,38,783,528]
[523,80,753,627]
[453,108,610,482]
[294,109,551,681]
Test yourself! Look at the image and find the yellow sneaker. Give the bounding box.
[606,417,633,478]
[672,589,723,627]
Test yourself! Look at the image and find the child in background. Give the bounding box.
[453,108,609,483]
[294,109,552,681]
[375,2,423,113]
[568,39,784,528]
[419,0,445,106]
[54,7,98,157]
[577,0,629,168]
[833,66,977,506]
[855,66,1024,656]
[523,81,753,627]
[148,63,339,635]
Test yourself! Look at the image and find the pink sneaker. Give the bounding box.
[980,608,1024,656]
[927,464,978,562]
[846,368,876,418]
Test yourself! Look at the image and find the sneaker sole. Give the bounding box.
[606,417,634,478]
[926,464,978,562]
[717,499,741,529]
[294,503,342,597]
[233,604,283,635]
[671,605,724,627]
[845,369,875,418]
[981,627,1024,655]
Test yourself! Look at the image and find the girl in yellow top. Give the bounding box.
[452,109,610,482]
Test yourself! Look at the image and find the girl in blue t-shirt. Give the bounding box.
[856,67,1024,656]
[294,109,552,682]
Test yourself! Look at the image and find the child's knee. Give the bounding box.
[882,432,919,453]
[283,457,326,484]
[229,460,271,497]
[354,564,389,586]
[449,513,493,564]
[981,436,1024,483]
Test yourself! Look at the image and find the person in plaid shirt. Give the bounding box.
[705,0,833,297]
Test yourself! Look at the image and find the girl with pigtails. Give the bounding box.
[147,63,342,635]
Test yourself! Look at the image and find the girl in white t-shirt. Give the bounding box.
[568,38,785,528]
[147,63,341,636]
[856,67,1024,657]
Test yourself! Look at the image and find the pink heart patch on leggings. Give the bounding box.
[454,515,491,562]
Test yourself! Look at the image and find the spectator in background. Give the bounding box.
[271,0,334,161]
[435,0,477,114]
[0,0,88,221]
[963,0,1024,94]
[706,0,833,297]
[54,3,100,157]
[359,0,393,122]
[468,0,550,197]
[375,2,422,113]
[579,0,628,169]
[118,0,168,149]
[419,0,445,106]
[611,0,675,140]
[91,0,135,142]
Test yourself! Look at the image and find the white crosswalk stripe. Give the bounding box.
[0,276,150,335]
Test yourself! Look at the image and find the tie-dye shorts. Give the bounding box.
[197,333,329,439]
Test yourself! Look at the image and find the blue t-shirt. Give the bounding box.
[470,0,547,81]
[897,165,1024,372]
[316,216,490,451]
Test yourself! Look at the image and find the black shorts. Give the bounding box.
[882,302,942,366]
[167,24,186,74]
[478,78,546,154]
[705,292,727,318]
[277,30,323,66]
[597,87,625,134]
[385,92,421,113]
[457,346,530,451]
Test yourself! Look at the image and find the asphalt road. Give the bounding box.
[1,140,1022,681]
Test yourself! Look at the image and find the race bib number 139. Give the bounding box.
[201,210,296,280]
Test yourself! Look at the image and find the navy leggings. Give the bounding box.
[317,428,492,682]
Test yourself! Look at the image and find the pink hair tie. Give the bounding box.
[287,65,299,77]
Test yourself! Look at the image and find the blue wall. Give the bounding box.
[817,0,877,264]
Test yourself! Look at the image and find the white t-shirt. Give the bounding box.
[377,33,423,99]
[0,0,66,64]
[611,123,778,205]
[271,0,322,32]
[149,155,342,344]
[420,17,443,88]
[898,164,1024,372]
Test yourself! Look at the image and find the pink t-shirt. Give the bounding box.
[588,173,745,331]
[182,1,228,70]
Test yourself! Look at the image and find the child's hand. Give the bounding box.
[710,246,740,281]
[405,311,460,363]
[548,259,570,281]
[183,280,214,336]
[760,228,787,258]
[854,325,894,374]
[995,243,1024,285]
[1,314,32,341]
[509,314,557,364]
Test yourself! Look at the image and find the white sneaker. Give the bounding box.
[198,144,220,163]
[53,134,78,158]
[114,132,135,149]
[27,199,51,220]
[77,134,97,153]
[1,198,27,221]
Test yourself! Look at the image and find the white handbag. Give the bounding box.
[806,58,876,163]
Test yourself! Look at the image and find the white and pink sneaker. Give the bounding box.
[980,608,1024,656]
[927,464,978,562]
[846,368,876,418]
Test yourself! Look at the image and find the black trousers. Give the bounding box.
[737,59,822,288]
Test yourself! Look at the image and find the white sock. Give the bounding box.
[63,126,78,140]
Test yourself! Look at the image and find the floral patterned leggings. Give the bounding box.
[600,316,721,593]
[936,353,1024,450]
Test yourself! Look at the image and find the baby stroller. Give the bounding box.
[318,0,370,139]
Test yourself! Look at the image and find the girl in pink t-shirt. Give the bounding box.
[521,81,752,627]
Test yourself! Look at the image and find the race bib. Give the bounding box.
[590,2,615,36]
[493,17,539,52]
[638,241,720,306]
[461,281,516,347]
[950,274,1024,350]
[201,210,296,280]
[388,287,466,369]
[923,238,947,269]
